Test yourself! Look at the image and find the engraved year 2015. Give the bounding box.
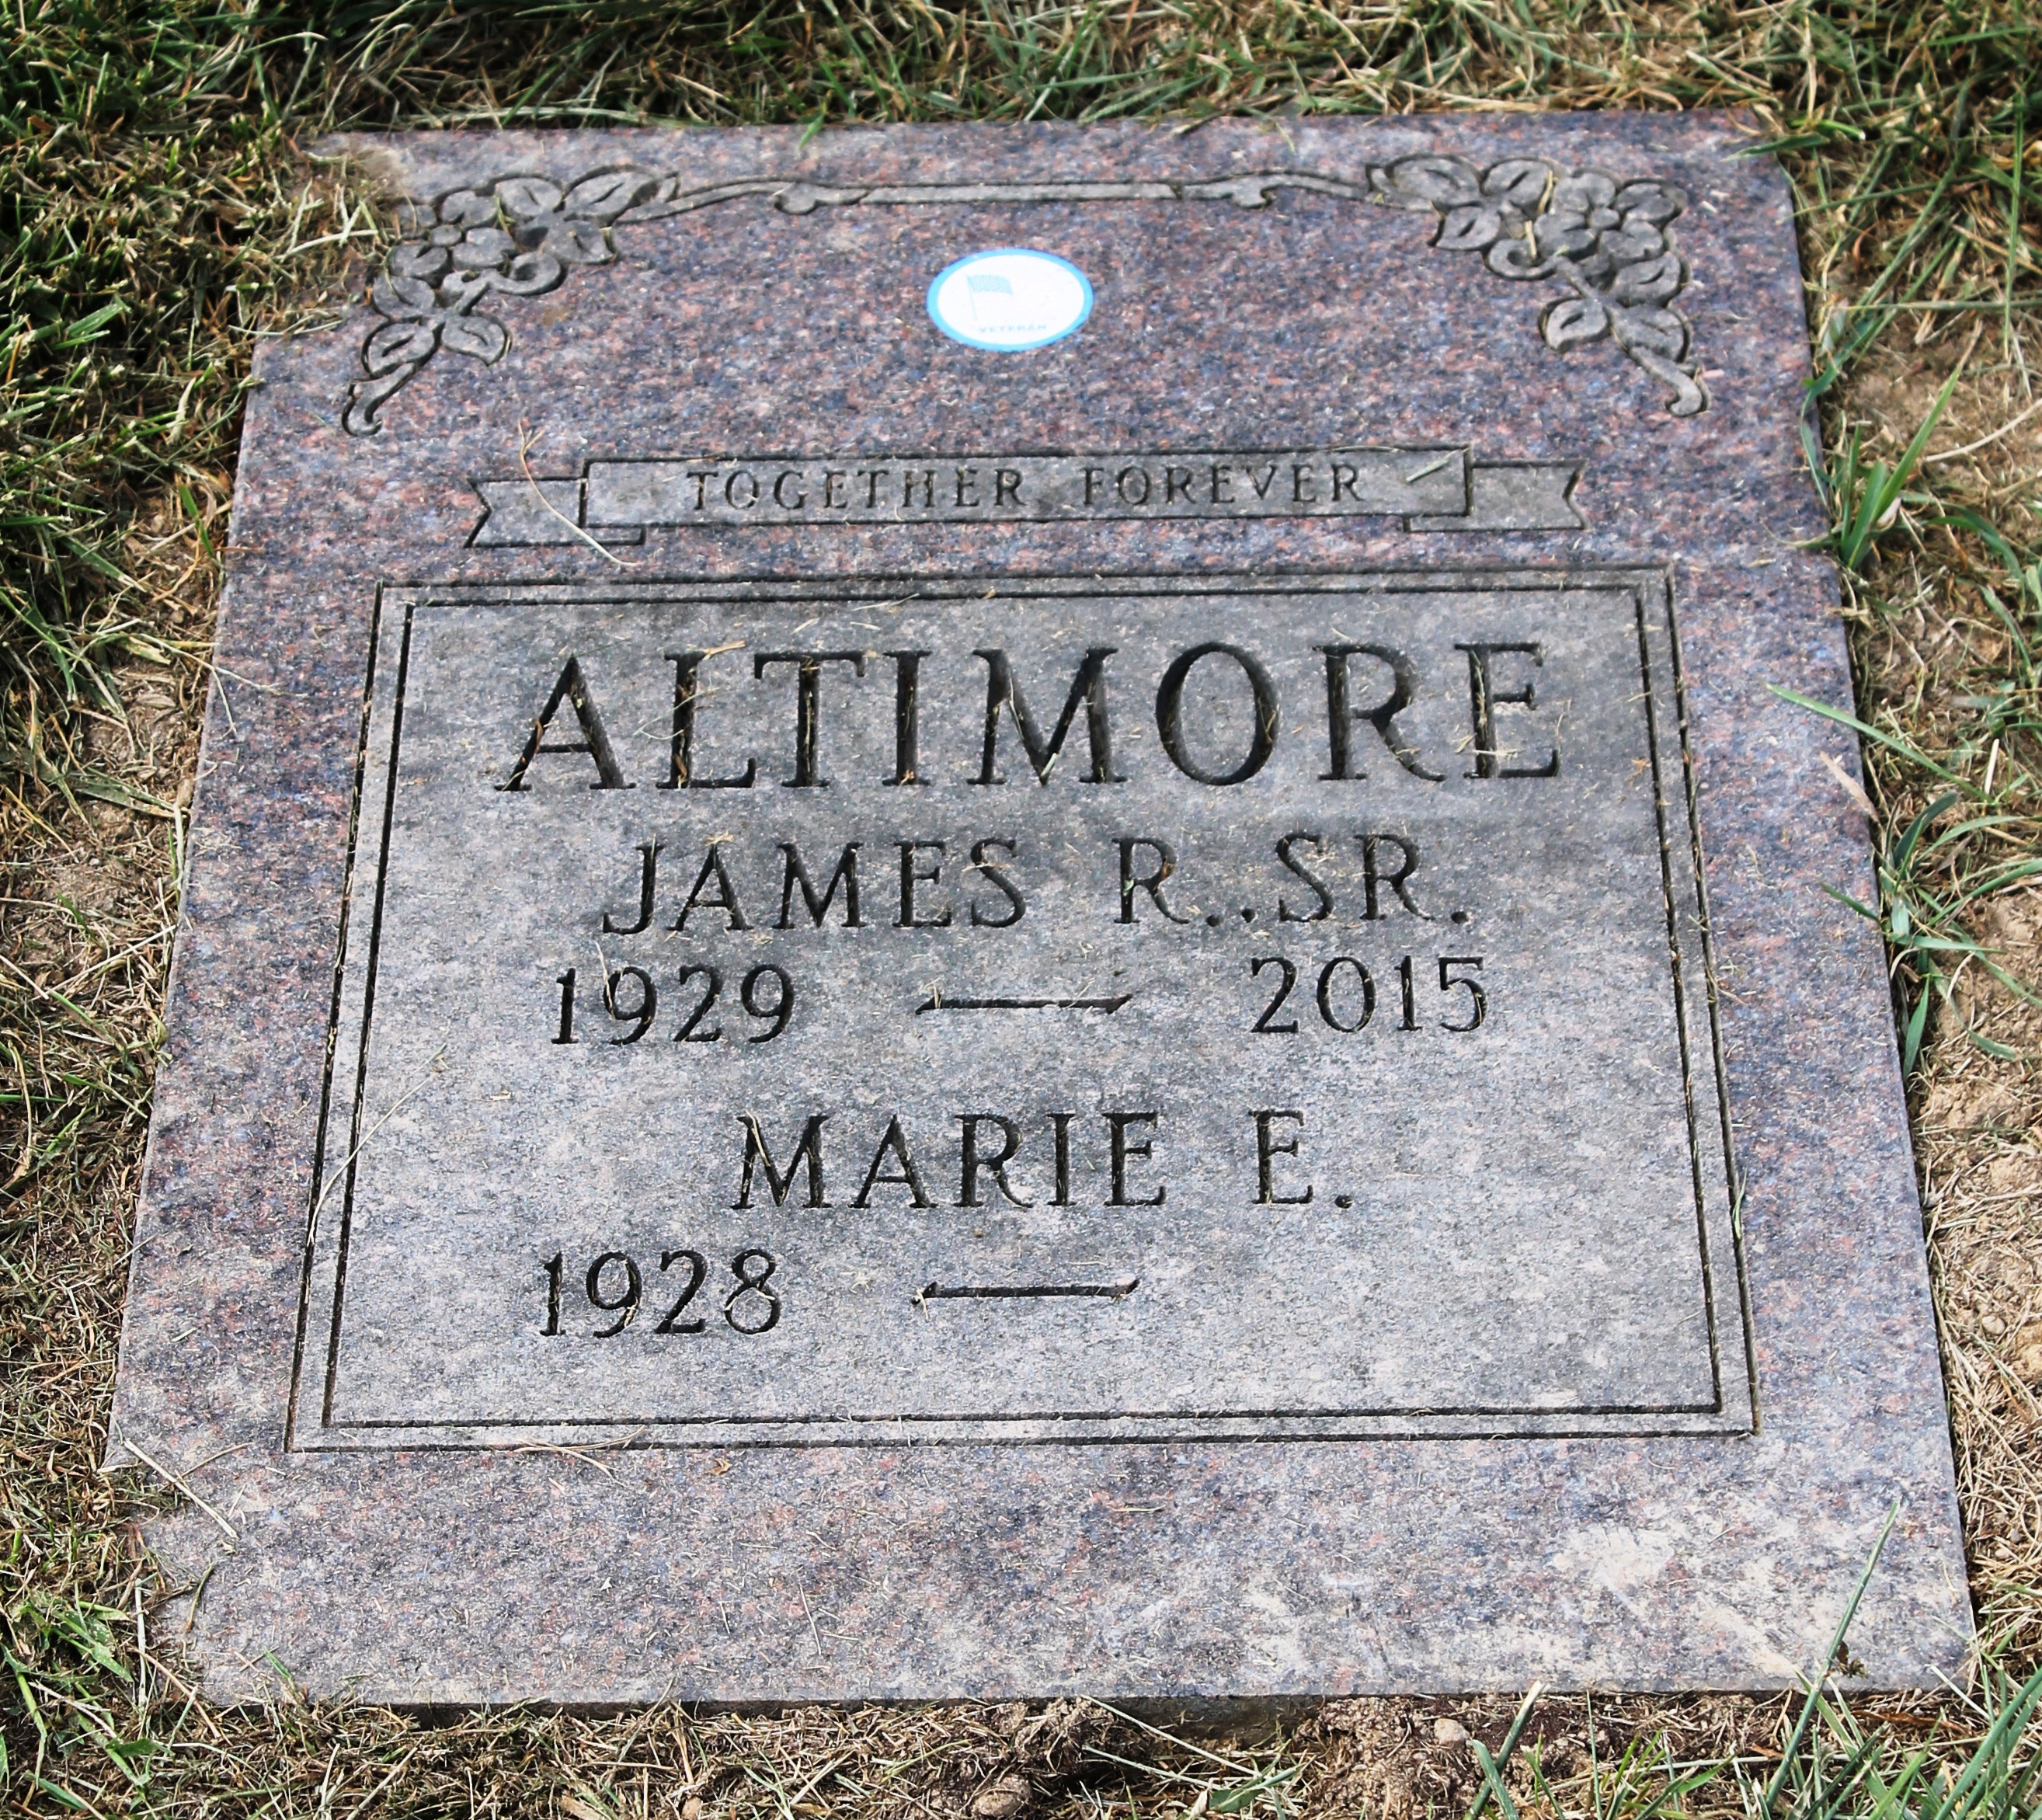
[552,962,795,1046]
[539,1247,783,1335]
[1250,953,1487,1033]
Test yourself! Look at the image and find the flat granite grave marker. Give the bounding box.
[111,116,1973,1704]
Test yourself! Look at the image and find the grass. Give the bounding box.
[3,0,2042,1815]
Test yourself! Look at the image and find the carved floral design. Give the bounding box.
[343,171,667,433]
[344,155,1707,434]
[1369,154,1705,416]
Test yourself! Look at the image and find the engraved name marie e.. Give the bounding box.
[468,447,1583,545]
[346,155,1710,437]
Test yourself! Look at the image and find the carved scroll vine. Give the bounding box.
[344,156,1706,435]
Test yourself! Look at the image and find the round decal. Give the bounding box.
[927,248,1094,351]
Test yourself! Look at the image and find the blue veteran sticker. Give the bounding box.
[927,248,1094,351]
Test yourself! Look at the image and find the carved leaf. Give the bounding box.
[437,270,496,313]
[541,218,613,265]
[1384,154,1482,206]
[450,227,517,270]
[1568,249,1619,288]
[1543,296,1609,349]
[370,273,438,318]
[614,176,682,222]
[437,189,497,228]
[1549,170,1616,215]
[1435,204,1504,251]
[362,318,440,375]
[564,169,657,219]
[1482,158,1555,208]
[1529,218,1598,260]
[491,251,566,296]
[1598,224,1666,265]
[1613,181,1685,224]
[1611,250,1685,304]
[388,243,450,282]
[493,176,565,220]
[1620,307,1690,361]
[438,313,509,364]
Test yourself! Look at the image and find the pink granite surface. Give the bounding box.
[105,115,1971,1704]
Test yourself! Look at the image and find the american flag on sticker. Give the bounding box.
[965,271,1016,325]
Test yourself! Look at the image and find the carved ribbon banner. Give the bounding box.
[345,156,1709,437]
[466,449,1585,546]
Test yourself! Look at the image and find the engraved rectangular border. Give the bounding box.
[287,566,1756,1450]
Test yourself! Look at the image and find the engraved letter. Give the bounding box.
[1050,1112,1073,1206]
[1457,642,1560,779]
[973,647,1123,785]
[969,837,1025,928]
[1361,833,1429,920]
[1275,831,1333,923]
[663,650,757,790]
[886,649,931,787]
[777,843,863,928]
[602,841,660,934]
[735,1112,827,1208]
[1118,837,1190,924]
[754,650,868,788]
[957,1115,1031,1208]
[673,847,750,932]
[897,841,952,929]
[499,656,631,792]
[854,1115,933,1208]
[1156,642,1278,786]
[1254,1109,1313,1206]
[1317,644,1442,781]
[1104,1111,1164,1207]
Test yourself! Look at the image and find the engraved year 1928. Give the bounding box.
[539,1247,784,1335]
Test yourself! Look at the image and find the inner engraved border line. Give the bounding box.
[291,566,1750,1449]
[318,600,419,1429]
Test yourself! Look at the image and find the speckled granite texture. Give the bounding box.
[108,117,1973,1704]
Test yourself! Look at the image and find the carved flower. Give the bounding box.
[1373,152,1706,414]
[1378,155,1560,256]
[367,231,568,371]
[489,169,661,264]
[361,271,510,377]
[1528,173,1689,302]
